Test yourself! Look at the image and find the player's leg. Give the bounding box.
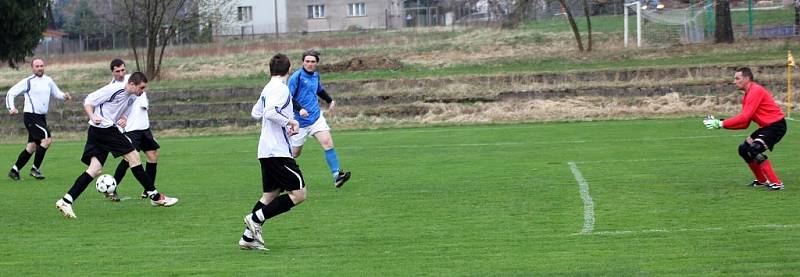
[290,126,310,158]
[755,120,787,190]
[243,158,306,249]
[57,156,105,219]
[8,142,36,181]
[310,117,350,187]
[30,137,51,179]
[738,139,767,186]
[28,116,51,179]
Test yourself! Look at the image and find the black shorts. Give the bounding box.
[259,157,305,192]
[125,129,160,152]
[749,118,787,151]
[23,112,51,143]
[81,126,136,165]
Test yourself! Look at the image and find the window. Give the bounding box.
[348,3,366,17]
[237,6,252,22]
[308,5,325,19]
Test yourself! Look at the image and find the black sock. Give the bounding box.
[32,146,47,170]
[251,200,266,213]
[66,172,94,202]
[253,194,295,224]
[114,160,129,186]
[14,149,33,171]
[130,165,157,196]
[145,162,157,183]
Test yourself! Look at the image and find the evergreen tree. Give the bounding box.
[0,0,49,68]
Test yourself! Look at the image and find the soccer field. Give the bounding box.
[1,118,799,275]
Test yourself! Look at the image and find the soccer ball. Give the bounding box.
[96,174,117,193]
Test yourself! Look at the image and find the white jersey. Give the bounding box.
[5,74,67,114]
[123,92,150,132]
[84,82,136,128]
[252,76,294,159]
[110,74,149,132]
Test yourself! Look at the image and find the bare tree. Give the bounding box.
[120,0,233,79]
[556,0,585,51]
[580,0,592,51]
[795,0,799,35]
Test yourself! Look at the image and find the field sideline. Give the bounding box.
[1,118,799,275]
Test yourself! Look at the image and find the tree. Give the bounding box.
[714,0,734,43]
[501,0,531,29]
[120,0,234,79]
[0,0,49,68]
[795,0,799,35]
[555,0,585,51]
[63,0,101,51]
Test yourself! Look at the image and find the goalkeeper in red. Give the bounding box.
[703,67,787,190]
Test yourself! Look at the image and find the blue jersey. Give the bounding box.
[287,69,326,128]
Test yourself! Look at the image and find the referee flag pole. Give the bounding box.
[788,50,795,120]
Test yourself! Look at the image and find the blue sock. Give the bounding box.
[324,148,340,180]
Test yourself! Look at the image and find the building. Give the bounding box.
[220,0,404,36]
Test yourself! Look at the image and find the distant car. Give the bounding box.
[455,12,495,25]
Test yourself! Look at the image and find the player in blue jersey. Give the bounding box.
[5,58,72,180]
[287,49,351,188]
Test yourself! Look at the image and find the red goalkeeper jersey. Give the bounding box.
[724,82,784,130]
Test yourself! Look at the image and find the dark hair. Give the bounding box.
[110,58,125,70]
[301,49,320,63]
[270,53,291,76]
[736,67,755,82]
[128,72,148,85]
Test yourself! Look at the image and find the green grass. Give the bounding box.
[2,118,800,275]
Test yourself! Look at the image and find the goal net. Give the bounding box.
[625,1,712,46]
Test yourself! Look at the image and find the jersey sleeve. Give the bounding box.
[5,79,27,111]
[48,77,66,100]
[262,89,291,127]
[251,94,265,120]
[723,89,763,129]
[84,84,115,107]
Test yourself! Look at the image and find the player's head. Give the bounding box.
[31,58,45,77]
[110,58,126,81]
[126,72,148,96]
[734,67,754,91]
[301,49,320,72]
[270,53,291,77]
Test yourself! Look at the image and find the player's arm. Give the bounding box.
[48,78,71,101]
[83,87,112,124]
[5,79,26,114]
[251,95,266,120]
[722,91,763,129]
[262,92,292,127]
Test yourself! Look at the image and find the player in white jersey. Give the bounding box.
[103,59,161,201]
[55,72,178,219]
[5,58,72,181]
[239,54,306,251]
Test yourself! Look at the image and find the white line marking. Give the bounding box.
[582,224,800,236]
[568,162,595,235]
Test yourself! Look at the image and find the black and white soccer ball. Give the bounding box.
[96,174,118,193]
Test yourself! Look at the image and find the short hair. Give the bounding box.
[270,53,291,76]
[301,49,320,63]
[128,72,148,85]
[736,67,755,81]
[110,58,125,70]
[30,58,44,67]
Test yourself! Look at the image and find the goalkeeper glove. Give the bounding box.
[703,118,723,129]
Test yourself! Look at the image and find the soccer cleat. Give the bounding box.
[768,183,784,190]
[56,199,77,219]
[243,215,264,244]
[140,191,148,199]
[748,180,768,187]
[238,238,268,251]
[29,168,45,180]
[102,191,120,202]
[334,171,351,188]
[8,169,20,181]
[150,194,179,207]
